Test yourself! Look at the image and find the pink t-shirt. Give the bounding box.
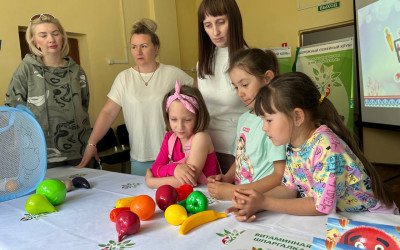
[151,132,219,181]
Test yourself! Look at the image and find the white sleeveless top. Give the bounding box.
[197,47,248,154]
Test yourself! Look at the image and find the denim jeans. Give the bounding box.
[130,159,154,176]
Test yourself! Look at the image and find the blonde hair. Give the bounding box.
[26,14,69,57]
[131,18,160,48]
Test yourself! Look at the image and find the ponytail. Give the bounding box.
[228,48,280,79]
[256,72,393,207]
[318,98,393,207]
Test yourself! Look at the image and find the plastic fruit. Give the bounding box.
[5,179,19,192]
[185,190,208,214]
[72,177,90,188]
[175,184,193,202]
[177,199,187,210]
[36,179,67,205]
[25,194,57,214]
[179,210,227,235]
[165,204,188,226]
[130,195,155,221]
[62,180,73,192]
[116,196,136,208]
[110,207,131,222]
[155,185,178,211]
[116,210,140,242]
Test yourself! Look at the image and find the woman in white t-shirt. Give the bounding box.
[77,18,193,175]
[197,0,248,173]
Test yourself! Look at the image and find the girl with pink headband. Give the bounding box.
[145,80,220,188]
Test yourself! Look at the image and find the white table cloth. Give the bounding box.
[1,166,399,250]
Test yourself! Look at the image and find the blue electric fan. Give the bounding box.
[0,105,46,202]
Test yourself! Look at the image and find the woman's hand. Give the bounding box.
[76,144,100,168]
[174,164,197,186]
[207,181,235,201]
[225,189,266,222]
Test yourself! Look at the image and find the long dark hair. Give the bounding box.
[228,48,280,79]
[197,0,248,78]
[254,72,393,207]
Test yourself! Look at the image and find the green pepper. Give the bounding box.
[185,190,208,214]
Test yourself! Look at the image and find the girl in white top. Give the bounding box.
[197,0,249,173]
[77,18,193,175]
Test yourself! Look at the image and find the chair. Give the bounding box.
[94,128,130,172]
[96,128,118,153]
[116,124,131,173]
[116,124,129,151]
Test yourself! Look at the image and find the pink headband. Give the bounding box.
[166,80,199,114]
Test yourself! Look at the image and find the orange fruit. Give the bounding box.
[130,195,155,221]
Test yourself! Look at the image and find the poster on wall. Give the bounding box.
[262,47,292,74]
[294,37,354,132]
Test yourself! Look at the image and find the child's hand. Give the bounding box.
[145,168,153,178]
[145,168,156,188]
[174,164,197,186]
[228,189,265,222]
[207,174,224,183]
[225,206,256,222]
[207,181,235,201]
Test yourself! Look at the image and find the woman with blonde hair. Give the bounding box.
[77,18,193,175]
[5,14,91,168]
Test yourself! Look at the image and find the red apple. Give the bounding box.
[155,185,178,211]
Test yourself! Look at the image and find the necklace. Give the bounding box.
[138,63,158,86]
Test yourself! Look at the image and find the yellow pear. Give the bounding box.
[25,194,57,214]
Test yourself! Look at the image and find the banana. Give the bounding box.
[179,210,227,235]
[115,196,136,208]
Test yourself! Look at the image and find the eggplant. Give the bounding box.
[72,177,91,189]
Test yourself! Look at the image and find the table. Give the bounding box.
[1,166,399,250]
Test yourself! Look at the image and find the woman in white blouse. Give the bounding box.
[77,18,193,175]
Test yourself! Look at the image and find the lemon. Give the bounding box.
[165,204,188,226]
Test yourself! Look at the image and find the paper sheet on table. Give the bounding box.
[222,229,312,250]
